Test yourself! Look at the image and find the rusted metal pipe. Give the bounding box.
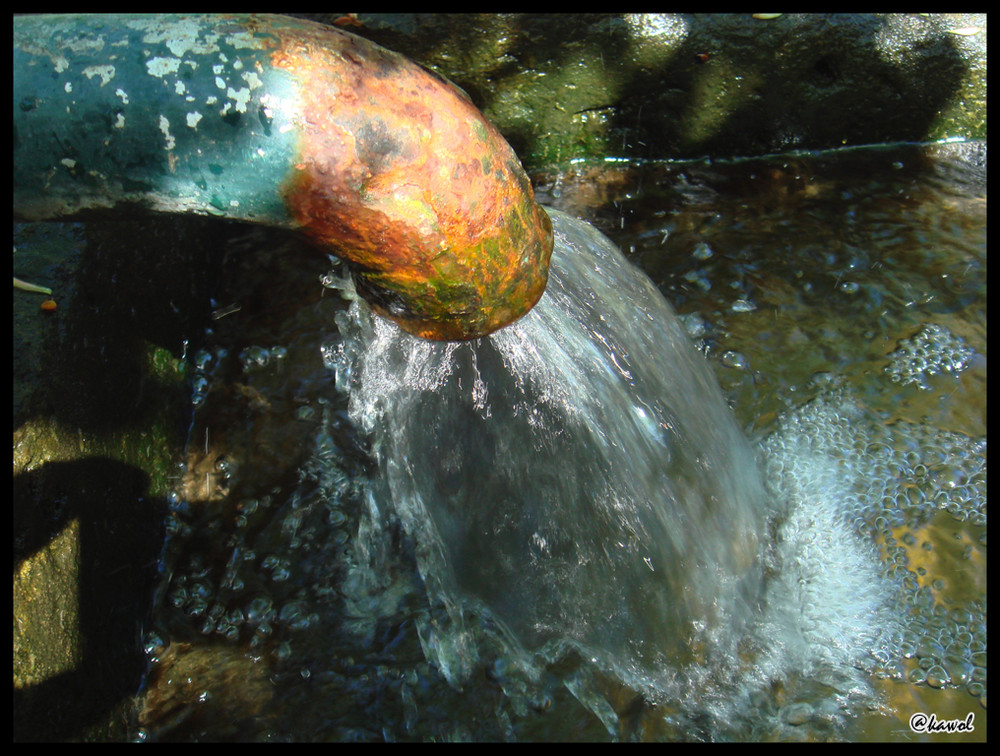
[13,14,553,340]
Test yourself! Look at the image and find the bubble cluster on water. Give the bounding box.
[754,388,986,727]
[188,347,228,406]
[239,344,288,372]
[156,379,369,656]
[885,324,976,390]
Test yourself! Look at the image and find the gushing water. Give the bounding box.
[141,146,985,741]
[330,210,768,701]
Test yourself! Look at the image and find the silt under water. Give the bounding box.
[137,143,985,741]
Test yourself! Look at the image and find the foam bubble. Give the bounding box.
[885,323,976,390]
[753,388,986,725]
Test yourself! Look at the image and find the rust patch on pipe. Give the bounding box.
[271,24,552,340]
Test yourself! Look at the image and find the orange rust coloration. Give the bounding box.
[271,23,553,340]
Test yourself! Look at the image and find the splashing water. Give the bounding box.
[321,209,966,738]
[330,209,869,711]
[141,146,984,741]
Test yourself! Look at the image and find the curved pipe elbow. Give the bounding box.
[13,14,553,340]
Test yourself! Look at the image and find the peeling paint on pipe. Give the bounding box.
[13,14,553,340]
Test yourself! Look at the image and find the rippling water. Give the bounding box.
[138,143,985,742]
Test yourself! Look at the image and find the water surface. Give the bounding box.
[138,142,985,742]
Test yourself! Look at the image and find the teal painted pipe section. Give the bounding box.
[13,14,301,225]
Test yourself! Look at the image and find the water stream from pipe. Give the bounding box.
[332,209,770,702]
[139,144,985,742]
